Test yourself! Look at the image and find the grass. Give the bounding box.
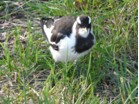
[0,0,137,104]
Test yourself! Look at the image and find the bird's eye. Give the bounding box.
[87,23,91,28]
[79,24,84,28]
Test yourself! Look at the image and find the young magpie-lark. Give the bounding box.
[40,15,95,63]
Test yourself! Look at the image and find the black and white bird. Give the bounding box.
[40,15,95,63]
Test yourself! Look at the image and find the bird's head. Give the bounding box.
[76,15,92,38]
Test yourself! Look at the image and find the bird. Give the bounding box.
[40,15,95,64]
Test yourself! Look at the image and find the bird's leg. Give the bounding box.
[51,62,58,87]
[74,60,81,77]
[54,62,58,70]
[74,60,78,70]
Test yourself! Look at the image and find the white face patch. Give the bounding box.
[88,16,91,24]
[78,28,90,38]
[77,16,81,24]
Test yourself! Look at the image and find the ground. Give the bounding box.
[0,0,138,104]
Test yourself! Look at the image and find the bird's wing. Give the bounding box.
[51,16,76,43]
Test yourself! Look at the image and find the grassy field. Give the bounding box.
[0,0,137,104]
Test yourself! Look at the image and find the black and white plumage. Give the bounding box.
[40,15,95,62]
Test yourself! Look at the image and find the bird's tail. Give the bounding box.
[40,17,54,42]
[40,16,62,42]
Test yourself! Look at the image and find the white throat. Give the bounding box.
[78,28,90,38]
